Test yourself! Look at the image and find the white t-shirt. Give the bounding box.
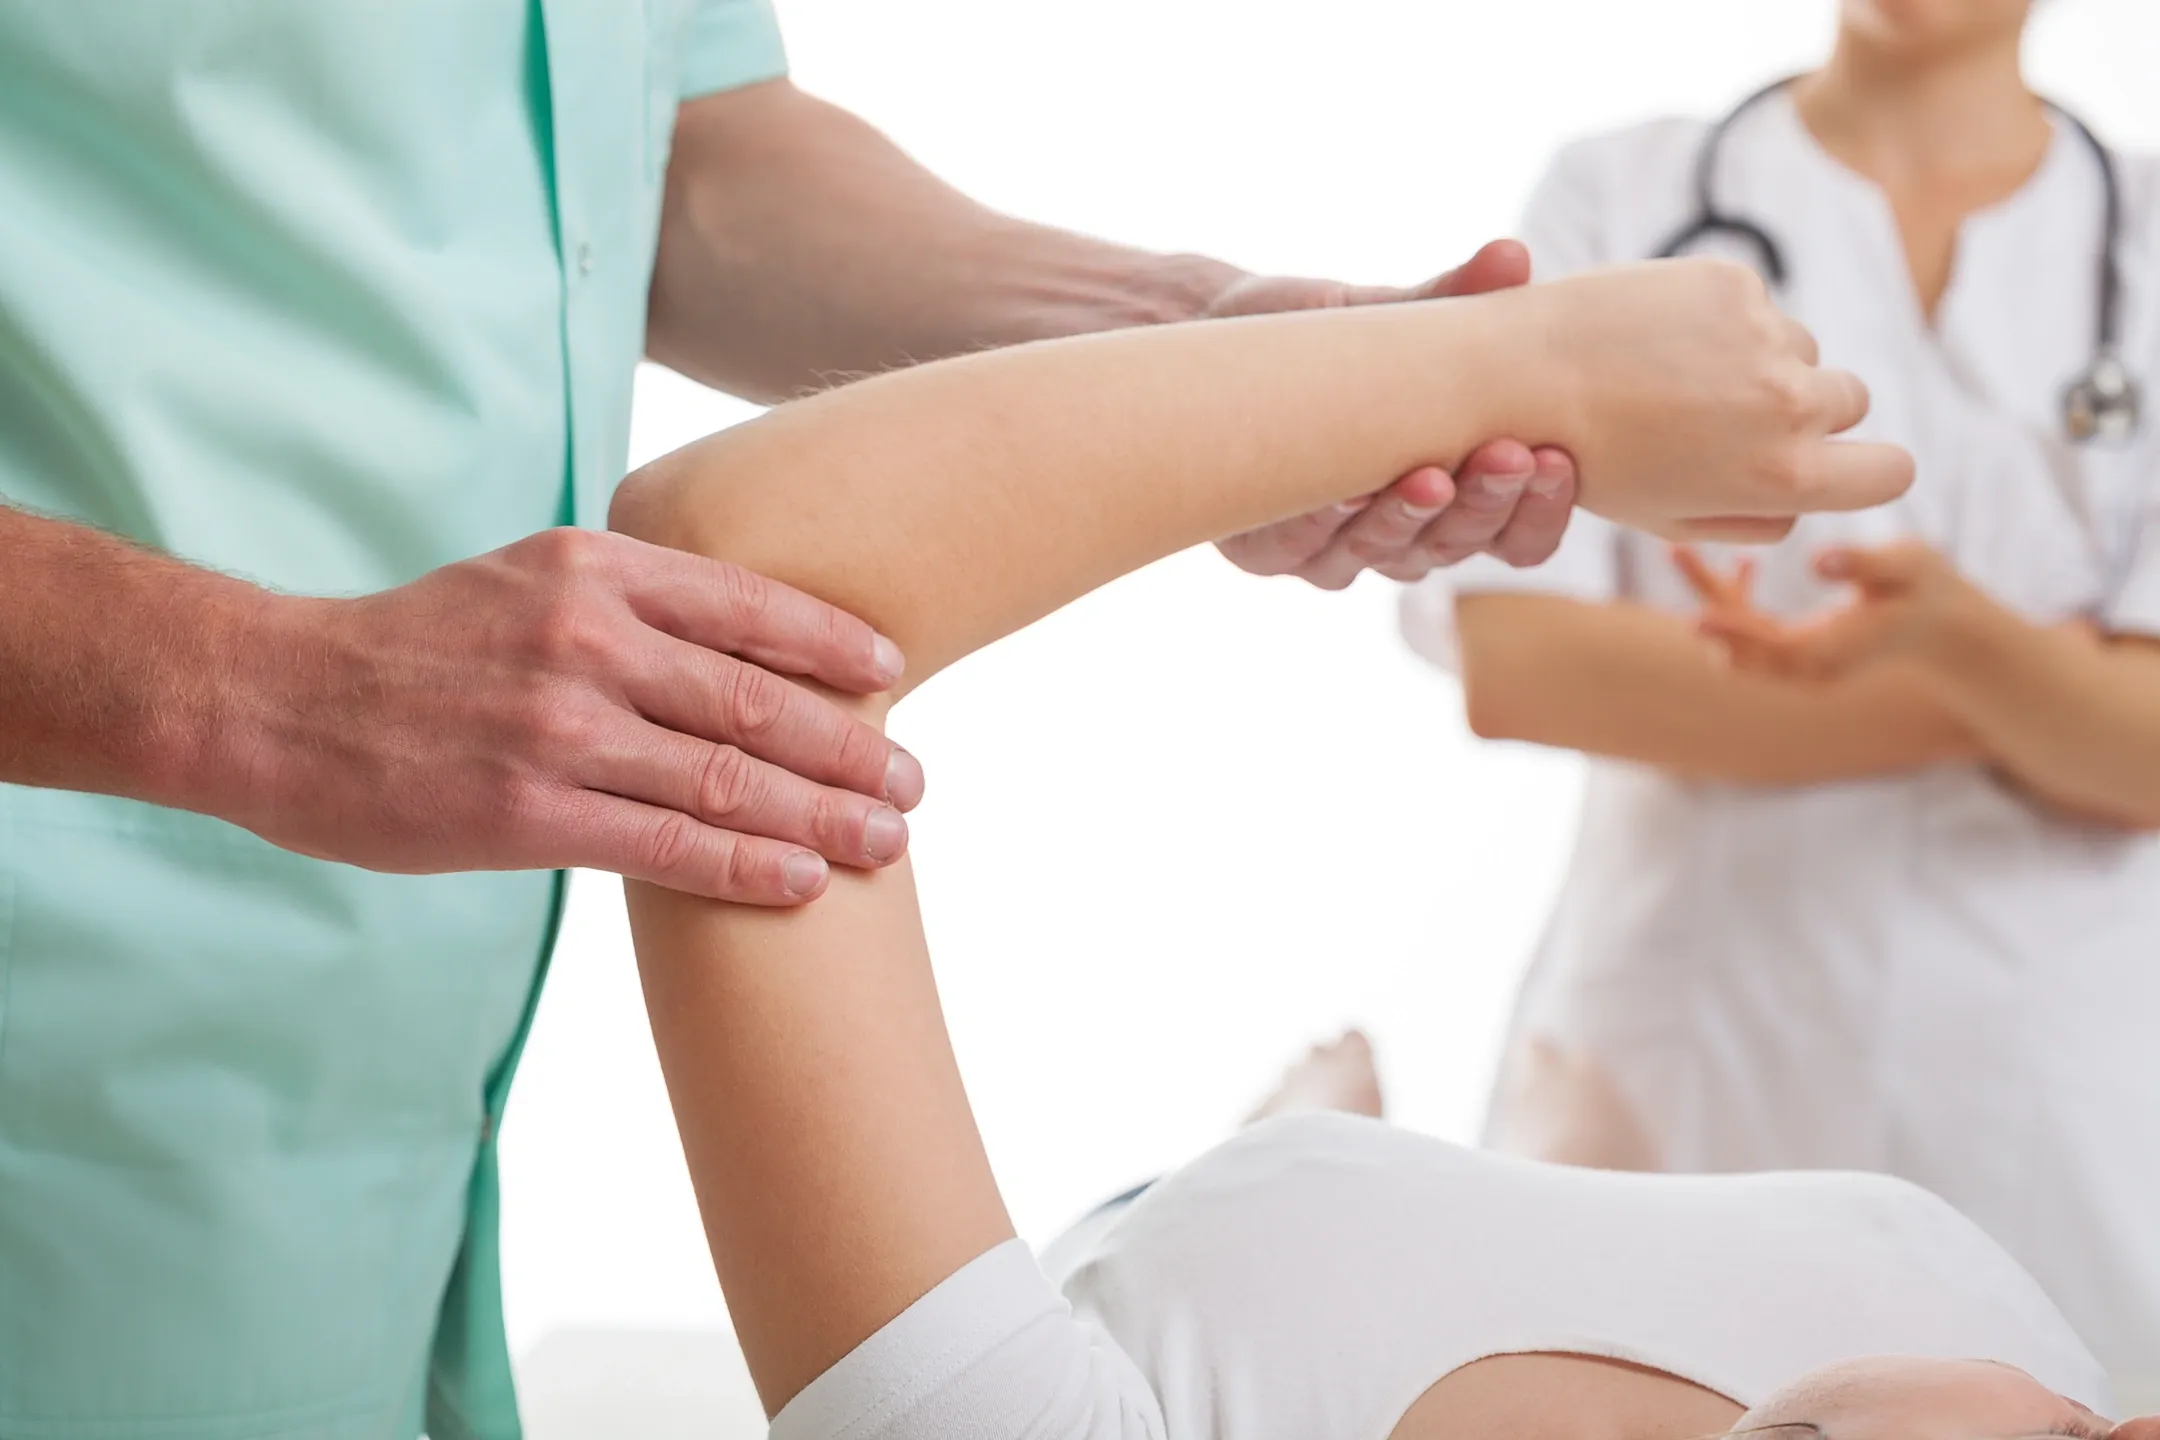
[771,1114,2111,1440]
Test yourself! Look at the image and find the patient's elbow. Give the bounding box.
[607,466,673,542]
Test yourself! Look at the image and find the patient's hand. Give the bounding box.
[1211,241,1578,588]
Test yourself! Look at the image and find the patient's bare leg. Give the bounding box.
[1247,1029,1386,1123]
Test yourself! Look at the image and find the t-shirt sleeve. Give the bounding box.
[771,1239,1168,1440]
[678,0,790,99]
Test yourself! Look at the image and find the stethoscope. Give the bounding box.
[1655,76,2149,605]
[1655,75,2142,447]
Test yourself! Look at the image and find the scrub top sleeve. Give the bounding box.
[679,0,790,99]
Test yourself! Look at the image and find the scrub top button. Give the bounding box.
[576,242,594,277]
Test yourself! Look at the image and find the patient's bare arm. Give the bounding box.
[609,259,1913,1416]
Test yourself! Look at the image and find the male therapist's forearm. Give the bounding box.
[0,504,272,811]
[646,80,1238,402]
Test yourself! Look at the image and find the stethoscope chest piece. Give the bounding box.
[2064,351,2142,445]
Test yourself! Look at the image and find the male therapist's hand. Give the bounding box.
[1210,239,1579,589]
[235,528,919,906]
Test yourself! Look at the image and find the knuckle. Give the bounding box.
[808,788,856,850]
[526,587,613,669]
[829,718,890,792]
[719,833,766,896]
[642,811,706,883]
[531,525,610,577]
[1757,370,1811,426]
[695,744,759,822]
[717,662,789,740]
[533,694,606,755]
[714,561,772,628]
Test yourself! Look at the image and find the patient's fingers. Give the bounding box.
[1795,437,1916,512]
[1668,515,1799,545]
[1806,367,1874,436]
[1783,316,1821,367]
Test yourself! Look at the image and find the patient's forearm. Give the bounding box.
[614,297,1532,690]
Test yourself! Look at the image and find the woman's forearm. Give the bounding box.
[617,297,1531,688]
[1457,594,1978,785]
[1927,611,2160,828]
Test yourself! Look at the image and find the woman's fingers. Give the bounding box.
[1670,544,1725,604]
[1805,367,1875,437]
[1669,515,1800,545]
[1783,316,1821,367]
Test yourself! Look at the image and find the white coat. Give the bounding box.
[1404,90,2160,1406]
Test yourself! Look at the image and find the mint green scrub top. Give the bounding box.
[0,4,785,1435]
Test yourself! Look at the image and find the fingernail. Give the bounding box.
[871,633,906,685]
[1401,502,1445,521]
[1335,496,1374,515]
[782,851,828,897]
[1481,473,1528,500]
[1528,463,1570,499]
[885,746,926,811]
[863,807,908,863]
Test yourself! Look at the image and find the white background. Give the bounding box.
[500,0,2160,1363]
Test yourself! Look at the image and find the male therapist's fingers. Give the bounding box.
[1405,239,1533,302]
[626,636,919,809]
[1409,442,1537,564]
[569,791,834,905]
[619,539,906,695]
[1294,469,1455,589]
[1335,467,1462,560]
[1485,449,1577,568]
[586,722,909,871]
[1219,497,1369,576]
